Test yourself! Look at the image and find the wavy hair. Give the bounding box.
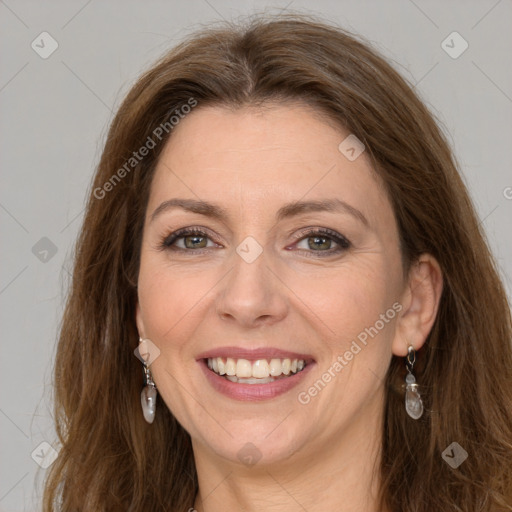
[43,14,512,511]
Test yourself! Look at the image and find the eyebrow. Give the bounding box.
[150,197,369,227]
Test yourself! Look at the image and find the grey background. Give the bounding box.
[1,0,511,510]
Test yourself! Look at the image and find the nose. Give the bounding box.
[215,244,289,328]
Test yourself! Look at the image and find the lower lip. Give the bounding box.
[199,359,315,401]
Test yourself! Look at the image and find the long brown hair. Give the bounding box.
[43,14,512,511]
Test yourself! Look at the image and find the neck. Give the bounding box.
[192,391,387,512]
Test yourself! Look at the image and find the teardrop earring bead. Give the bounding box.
[404,345,424,420]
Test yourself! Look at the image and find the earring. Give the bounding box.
[404,345,424,419]
[139,337,157,424]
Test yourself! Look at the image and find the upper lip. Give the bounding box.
[196,346,315,362]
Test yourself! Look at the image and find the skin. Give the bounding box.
[135,103,443,512]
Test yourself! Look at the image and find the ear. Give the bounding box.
[135,301,146,339]
[392,253,443,357]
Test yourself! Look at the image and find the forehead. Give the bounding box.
[148,103,392,230]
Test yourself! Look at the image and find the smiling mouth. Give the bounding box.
[205,357,308,384]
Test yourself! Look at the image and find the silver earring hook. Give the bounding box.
[405,345,416,372]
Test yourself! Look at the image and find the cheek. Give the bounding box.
[303,258,399,357]
[137,258,202,351]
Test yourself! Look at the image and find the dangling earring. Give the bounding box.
[139,337,157,424]
[404,344,424,419]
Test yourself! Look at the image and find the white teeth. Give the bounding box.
[206,357,307,381]
[236,359,253,378]
[269,358,283,376]
[225,357,236,376]
[228,376,275,384]
[252,359,270,378]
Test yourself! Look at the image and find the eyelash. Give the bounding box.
[158,226,351,257]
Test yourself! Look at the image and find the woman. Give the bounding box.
[43,14,512,512]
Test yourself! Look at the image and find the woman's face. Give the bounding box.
[136,103,407,467]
